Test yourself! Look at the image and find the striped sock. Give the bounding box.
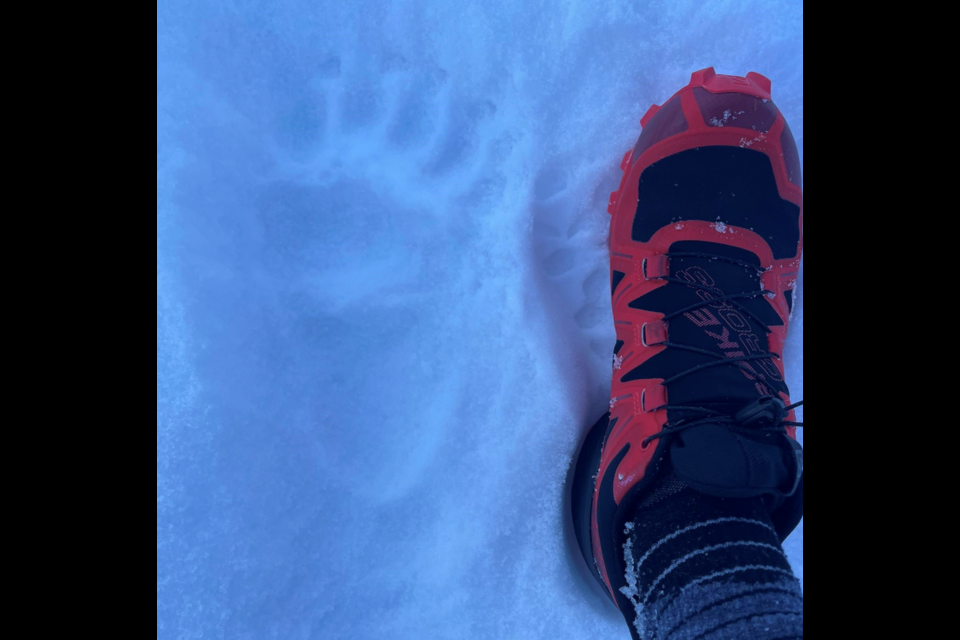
[620,486,803,640]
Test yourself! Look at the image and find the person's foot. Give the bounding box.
[571,68,803,612]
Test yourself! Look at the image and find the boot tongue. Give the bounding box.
[635,241,797,498]
[670,420,798,499]
[643,241,789,412]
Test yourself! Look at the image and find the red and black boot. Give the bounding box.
[570,68,804,612]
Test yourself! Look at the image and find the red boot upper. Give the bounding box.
[591,68,803,603]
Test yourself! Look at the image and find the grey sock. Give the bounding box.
[620,486,802,640]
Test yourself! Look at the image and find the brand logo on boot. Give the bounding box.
[675,266,783,396]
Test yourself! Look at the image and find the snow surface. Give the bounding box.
[157,1,803,638]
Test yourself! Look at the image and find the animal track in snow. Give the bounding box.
[255,52,522,502]
[543,249,577,277]
[535,167,570,202]
[531,160,620,413]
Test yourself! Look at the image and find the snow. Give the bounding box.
[708,109,746,128]
[157,1,803,638]
[619,531,645,637]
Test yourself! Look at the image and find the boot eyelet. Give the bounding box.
[641,321,667,347]
[642,255,669,280]
[641,385,667,414]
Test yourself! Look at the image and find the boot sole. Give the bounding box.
[569,412,615,603]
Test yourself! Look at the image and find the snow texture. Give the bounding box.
[157,1,803,638]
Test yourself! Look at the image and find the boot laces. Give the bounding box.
[640,251,803,447]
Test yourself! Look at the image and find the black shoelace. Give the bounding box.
[643,400,804,447]
[641,251,803,447]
